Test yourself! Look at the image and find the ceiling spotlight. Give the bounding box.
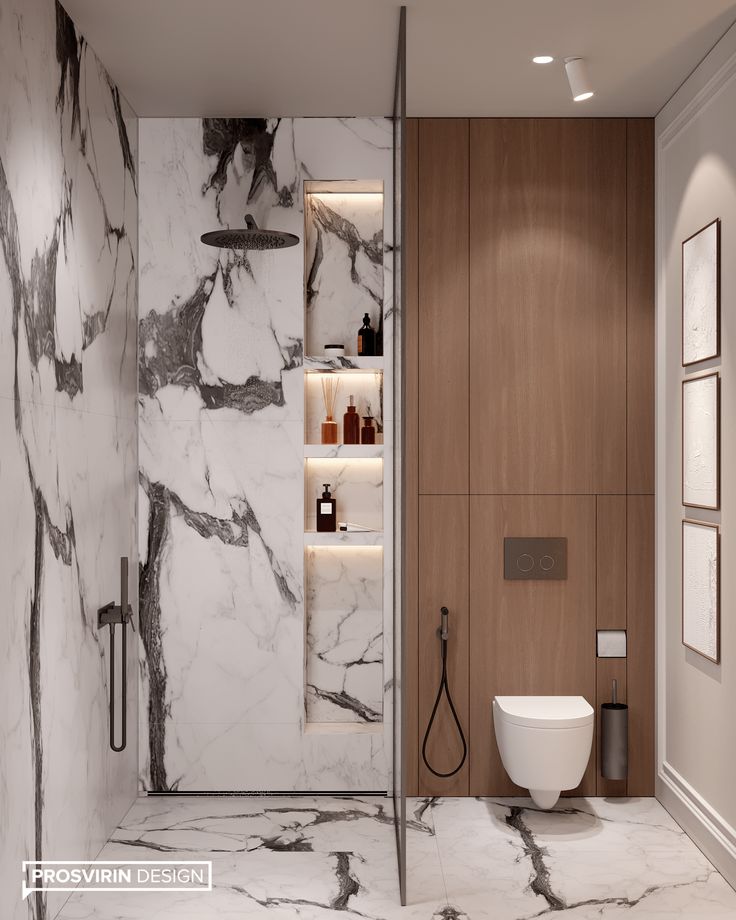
[533,55,554,64]
[565,57,594,101]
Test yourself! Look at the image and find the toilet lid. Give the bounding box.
[494,696,594,729]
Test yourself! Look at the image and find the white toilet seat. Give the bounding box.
[494,695,593,729]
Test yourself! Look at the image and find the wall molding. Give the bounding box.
[658,762,736,887]
[658,50,736,150]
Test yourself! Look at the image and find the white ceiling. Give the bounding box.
[61,0,736,117]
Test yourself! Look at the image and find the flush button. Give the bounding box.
[504,537,567,580]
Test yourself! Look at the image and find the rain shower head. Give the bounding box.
[200,214,299,251]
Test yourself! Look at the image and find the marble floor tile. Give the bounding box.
[55,795,736,920]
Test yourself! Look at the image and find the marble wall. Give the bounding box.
[138,117,393,792]
[0,1,139,918]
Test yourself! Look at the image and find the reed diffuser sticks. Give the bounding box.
[320,375,340,444]
[321,376,340,419]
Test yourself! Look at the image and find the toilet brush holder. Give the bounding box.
[601,679,628,781]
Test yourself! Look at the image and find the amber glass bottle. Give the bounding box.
[361,416,376,444]
[343,395,360,444]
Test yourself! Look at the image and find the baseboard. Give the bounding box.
[658,761,736,889]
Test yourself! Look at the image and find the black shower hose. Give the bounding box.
[421,606,468,778]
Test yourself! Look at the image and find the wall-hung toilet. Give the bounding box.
[493,696,594,809]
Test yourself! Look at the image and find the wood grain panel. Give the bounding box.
[418,495,470,794]
[469,119,627,495]
[627,119,655,494]
[469,495,597,795]
[627,495,655,795]
[418,119,469,494]
[404,119,420,796]
[596,658,628,796]
[597,495,627,629]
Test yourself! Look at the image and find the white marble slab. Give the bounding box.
[0,3,139,920]
[54,795,736,920]
[306,546,384,724]
[138,116,394,792]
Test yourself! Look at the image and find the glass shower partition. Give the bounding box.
[392,4,407,906]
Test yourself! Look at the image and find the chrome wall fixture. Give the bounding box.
[98,557,135,752]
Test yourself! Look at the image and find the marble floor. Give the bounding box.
[54,795,736,919]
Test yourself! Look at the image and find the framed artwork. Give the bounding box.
[682,218,720,366]
[682,520,720,663]
[682,371,720,510]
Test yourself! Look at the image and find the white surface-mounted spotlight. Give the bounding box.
[565,57,594,101]
[533,55,554,64]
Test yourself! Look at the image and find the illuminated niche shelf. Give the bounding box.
[304,531,384,547]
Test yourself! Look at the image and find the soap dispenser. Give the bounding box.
[357,313,375,356]
[343,395,360,444]
[316,484,337,532]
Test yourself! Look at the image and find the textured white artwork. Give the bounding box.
[682,521,719,662]
[683,373,719,508]
[683,220,719,365]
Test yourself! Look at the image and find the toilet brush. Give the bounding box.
[601,679,628,781]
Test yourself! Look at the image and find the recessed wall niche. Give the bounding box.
[304,370,384,444]
[306,546,384,724]
[304,180,384,358]
[302,177,389,732]
[305,457,383,532]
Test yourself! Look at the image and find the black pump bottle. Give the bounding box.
[316,484,337,532]
[357,313,375,356]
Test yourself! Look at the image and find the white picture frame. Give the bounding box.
[682,520,720,664]
[682,219,720,366]
[682,372,720,510]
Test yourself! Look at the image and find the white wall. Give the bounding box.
[656,20,736,885]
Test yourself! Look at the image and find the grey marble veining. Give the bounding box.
[54,795,736,919]
[138,116,394,792]
[306,546,384,724]
[305,190,385,357]
[0,2,138,920]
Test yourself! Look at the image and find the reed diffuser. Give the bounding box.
[320,376,340,444]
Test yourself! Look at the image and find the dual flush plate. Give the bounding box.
[504,537,567,580]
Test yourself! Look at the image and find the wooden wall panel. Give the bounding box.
[469,495,597,795]
[406,118,654,798]
[418,495,470,794]
[404,119,419,795]
[627,495,655,795]
[626,119,655,495]
[597,495,627,629]
[418,119,469,494]
[469,119,627,495]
